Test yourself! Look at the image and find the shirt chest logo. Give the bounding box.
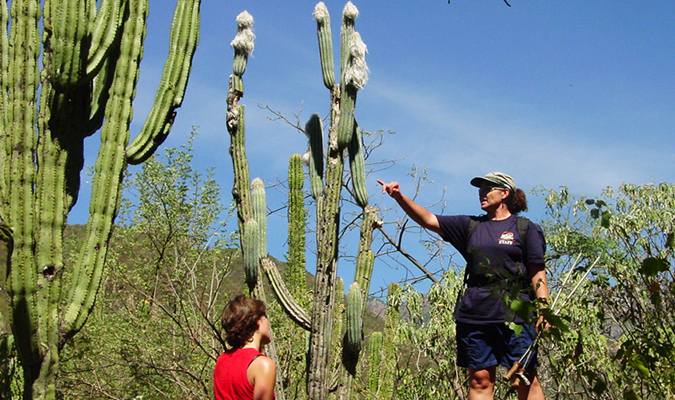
[498,231,515,245]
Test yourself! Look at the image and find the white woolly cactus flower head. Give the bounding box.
[342,1,359,22]
[302,150,311,167]
[314,2,329,22]
[344,32,369,89]
[231,11,255,54]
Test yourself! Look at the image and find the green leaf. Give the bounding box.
[628,354,650,378]
[639,257,669,278]
[590,208,600,219]
[508,322,523,337]
[600,211,611,228]
[508,299,531,321]
[666,232,675,249]
[540,309,569,333]
[623,389,639,400]
[592,378,607,396]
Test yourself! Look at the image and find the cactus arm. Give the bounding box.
[44,0,89,89]
[287,154,308,305]
[228,104,252,231]
[348,124,368,208]
[314,2,334,89]
[226,11,255,233]
[366,332,383,394]
[87,41,118,135]
[85,0,123,78]
[0,0,8,136]
[231,11,254,77]
[0,0,10,205]
[251,178,267,259]
[243,219,260,289]
[305,114,324,199]
[4,0,41,369]
[63,0,148,336]
[345,282,363,353]
[379,283,401,400]
[261,257,311,331]
[339,2,358,76]
[336,31,368,150]
[354,206,378,293]
[125,0,201,165]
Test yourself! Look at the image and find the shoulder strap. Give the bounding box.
[516,216,530,264]
[467,218,480,239]
[516,216,529,240]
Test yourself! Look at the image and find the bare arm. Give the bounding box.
[528,263,551,332]
[248,355,277,400]
[377,180,443,236]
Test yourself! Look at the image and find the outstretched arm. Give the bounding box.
[377,180,443,236]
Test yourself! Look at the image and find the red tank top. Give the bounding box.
[214,347,268,400]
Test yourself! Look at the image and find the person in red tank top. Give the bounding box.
[214,295,276,400]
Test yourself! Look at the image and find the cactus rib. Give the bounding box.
[261,257,311,331]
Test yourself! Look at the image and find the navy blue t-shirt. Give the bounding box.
[436,214,546,324]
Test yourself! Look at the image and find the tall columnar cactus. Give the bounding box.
[345,282,364,354]
[366,331,383,396]
[379,283,402,400]
[251,178,267,260]
[0,1,201,398]
[226,3,376,399]
[224,12,288,400]
[287,155,308,306]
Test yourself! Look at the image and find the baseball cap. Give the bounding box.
[470,172,516,192]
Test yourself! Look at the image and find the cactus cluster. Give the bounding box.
[0,0,201,398]
[224,3,379,399]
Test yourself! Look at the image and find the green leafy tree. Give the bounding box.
[59,132,234,399]
[538,183,675,400]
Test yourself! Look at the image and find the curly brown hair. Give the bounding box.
[221,294,267,349]
[506,188,529,214]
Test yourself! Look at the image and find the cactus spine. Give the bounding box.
[0,0,201,398]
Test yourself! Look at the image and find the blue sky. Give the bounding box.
[75,1,675,294]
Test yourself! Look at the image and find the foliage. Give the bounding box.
[59,133,234,399]
[538,183,675,400]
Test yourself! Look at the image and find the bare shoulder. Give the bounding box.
[248,355,277,400]
[250,355,276,374]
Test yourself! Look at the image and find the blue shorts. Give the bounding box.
[456,322,538,370]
